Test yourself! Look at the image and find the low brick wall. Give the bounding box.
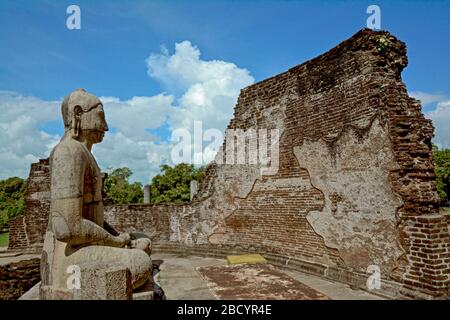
[7,216,28,251]
[104,204,176,242]
[8,159,50,253]
[0,258,40,300]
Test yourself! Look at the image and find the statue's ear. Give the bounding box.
[73,105,83,116]
[71,105,83,138]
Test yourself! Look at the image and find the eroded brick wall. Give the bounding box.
[154,29,449,296]
[104,204,174,242]
[7,216,28,250]
[7,159,50,252]
[0,259,40,300]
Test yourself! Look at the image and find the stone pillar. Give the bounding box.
[143,185,151,204]
[190,180,198,201]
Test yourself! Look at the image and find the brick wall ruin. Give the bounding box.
[7,159,50,252]
[7,29,450,299]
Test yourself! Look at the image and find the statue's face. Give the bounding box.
[80,104,109,144]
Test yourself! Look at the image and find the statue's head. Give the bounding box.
[61,89,108,144]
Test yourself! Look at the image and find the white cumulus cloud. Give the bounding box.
[426,100,450,149]
[146,40,254,132]
[410,91,447,106]
[0,91,60,178]
[103,94,173,140]
[0,41,255,182]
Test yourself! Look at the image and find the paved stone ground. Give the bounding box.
[197,263,330,300]
[153,254,221,300]
[4,252,385,300]
[0,252,40,266]
[153,253,385,300]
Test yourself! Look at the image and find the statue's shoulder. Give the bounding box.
[49,137,87,196]
[50,137,87,164]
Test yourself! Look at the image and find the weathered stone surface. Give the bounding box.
[39,285,74,300]
[197,263,330,300]
[77,263,133,300]
[40,89,153,299]
[39,264,135,300]
[295,117,404,273]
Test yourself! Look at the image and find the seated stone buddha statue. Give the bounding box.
[40,89,152,297]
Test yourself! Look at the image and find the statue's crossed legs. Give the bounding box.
[63,245,152,290]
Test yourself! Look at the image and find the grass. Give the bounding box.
[440,207,450,214]
[0,232,8,247]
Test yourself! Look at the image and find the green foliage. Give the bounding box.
[0,211,9,231]
[150,163,205,204]
[432,145,450,206]
[0,177,26,229]
[0,232,8,247]
[376,35,392,52]
[103,167,144,204]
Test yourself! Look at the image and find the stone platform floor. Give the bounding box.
[153,253,384,300]
[0,251,40,266]
[5,252,385,300]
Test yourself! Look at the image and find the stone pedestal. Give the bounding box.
[39,263,141,300]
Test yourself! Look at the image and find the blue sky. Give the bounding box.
[0,0,449,182]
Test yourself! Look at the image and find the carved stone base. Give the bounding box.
[40,263,134,300]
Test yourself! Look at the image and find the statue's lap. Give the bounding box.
[52,241,152,290]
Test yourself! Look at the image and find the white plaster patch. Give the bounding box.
[169,212,182,242]
[253,177,312,191]
[294,118,404,272]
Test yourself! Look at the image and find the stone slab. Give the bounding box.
[197,263,330,300]
[153,253,385,300]
[227,254,267,265]
[0,252,23,258]
[40,285,75,300]
[133,291,154,300]
[19,282,40,300]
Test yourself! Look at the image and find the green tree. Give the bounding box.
[0,177,27,229]
[432,145,450,206]
[0,211,9,231]
[150,163,205,204]
[103,167,144,204]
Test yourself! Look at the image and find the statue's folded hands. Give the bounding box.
[130,238,152,255]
